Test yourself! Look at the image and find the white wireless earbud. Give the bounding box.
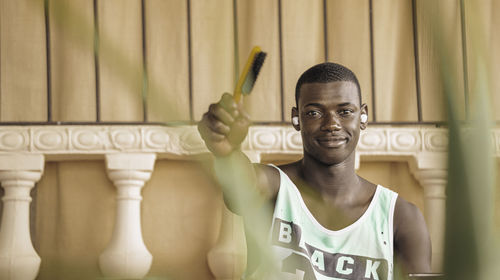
[360,114,368,123]
[292,116,299,126]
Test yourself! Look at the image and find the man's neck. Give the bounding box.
[300,152,361,201]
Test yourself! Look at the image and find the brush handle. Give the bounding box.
[234,91,242,104]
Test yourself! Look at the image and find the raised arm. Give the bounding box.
[197,93,279,214]
[394,196,432,274]
[198,93,282,275]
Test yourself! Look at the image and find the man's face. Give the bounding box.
[293,81,367,166]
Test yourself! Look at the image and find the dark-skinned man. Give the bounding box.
[198,62,431,280]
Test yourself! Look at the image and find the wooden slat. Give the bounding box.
[326,0,373,119]
[491,1,500,121]
[145,0,190,123]
[191,0,235,121]
[464,0,500,121]
[281,0,325,121]
[372,0,418,122]
[0,0,48,121]
[98,0,143,122]
[49,0,96,121]
[236,0,281,122]
[416,0,465,122]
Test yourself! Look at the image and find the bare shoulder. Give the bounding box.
[253,163,281,200]
[394,196,425,232]
[393,196,432,273]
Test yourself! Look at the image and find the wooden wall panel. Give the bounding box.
[98,0,143,122]
[145,0,190,122]
[236,0,281,122]
[463,0,500,121]
[416,0,465,122]
[492,1,500,122]
[1,0,495,125]
[49,0,96,122]
[281,0,325,121]
[373,0,418,122]
[143,160,221,279]
[326,0,373,120]
[191,0,235,121]
[36,162,116,279]
[0,0,47,121]
[463,0,498,121]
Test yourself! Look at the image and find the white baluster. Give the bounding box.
[207,205,247,280]
[413,169,447,273]
[99,153,156,279]
[409,153,448,272]
[0,154,44,280]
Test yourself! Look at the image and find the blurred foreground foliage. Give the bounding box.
[427,1,500,279]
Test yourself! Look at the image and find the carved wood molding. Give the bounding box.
[0,125,497,163]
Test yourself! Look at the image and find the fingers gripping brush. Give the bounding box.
[233,46,267,103]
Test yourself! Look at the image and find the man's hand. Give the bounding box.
[198,93,251,157]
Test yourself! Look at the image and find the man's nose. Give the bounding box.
[320,113,341,131]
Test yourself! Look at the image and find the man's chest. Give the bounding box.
[270,217,391,280]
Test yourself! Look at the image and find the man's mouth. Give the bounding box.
[316,136,348,148]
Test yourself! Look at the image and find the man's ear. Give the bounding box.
[291,107,300,131]
[360,104,368,130]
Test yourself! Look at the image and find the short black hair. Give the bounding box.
[295,62,361,106]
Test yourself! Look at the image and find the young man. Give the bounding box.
[198,63,431,279]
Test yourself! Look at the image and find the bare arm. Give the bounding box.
[394,196,432,274]
[197,93,279,214]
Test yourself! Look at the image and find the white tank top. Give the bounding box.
[259,165,398,280]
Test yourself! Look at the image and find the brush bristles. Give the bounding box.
[241,51,267,94]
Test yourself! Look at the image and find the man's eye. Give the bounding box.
[339,109,354,116]
[306,111,321,117]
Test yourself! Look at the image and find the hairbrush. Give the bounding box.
[233,46,267,103]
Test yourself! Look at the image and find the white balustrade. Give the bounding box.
[0,154,44,280]
[1,125,479,277]
[99,153,156,279]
